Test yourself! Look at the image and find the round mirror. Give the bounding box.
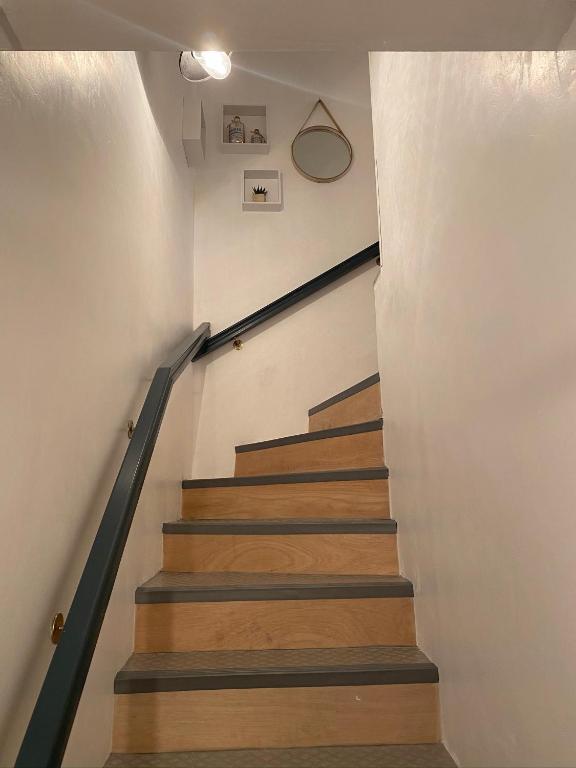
[292,126,353,183]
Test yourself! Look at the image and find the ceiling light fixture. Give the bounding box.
[179,51,232,82]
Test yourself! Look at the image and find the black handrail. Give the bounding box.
[16,241,380,768]
[15,323,210,768]
[194,241,379,358]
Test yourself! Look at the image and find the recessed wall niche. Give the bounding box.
[222,105,269,154]
[242,170,283,212]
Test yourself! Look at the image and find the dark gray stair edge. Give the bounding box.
[135,578,414,604]
[309,373,381,416]
[182,466,389,489]
[115,663,438,694]
[162,519,397,535]
[105,744,456,768]
[235,419,383,454]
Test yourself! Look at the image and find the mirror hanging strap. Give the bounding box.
[297,98,345,135]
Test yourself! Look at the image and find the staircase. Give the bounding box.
[106,373,455,767]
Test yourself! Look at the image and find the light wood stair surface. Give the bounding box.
[134,572,416,652]
[162,518,398,575]
[182,468,390,520]
[234,420,384,476]
[308,373,382,432]
[107,372,452,767]
[112,647,440,753]
[113,683,439,753]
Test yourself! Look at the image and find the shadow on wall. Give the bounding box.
[135,51,188,167]
[201,259,380,367]
[0,7,22,49]
[230,52,372,110]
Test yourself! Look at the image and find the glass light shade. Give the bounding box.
[192,51,231,80]
[179,51,209,82]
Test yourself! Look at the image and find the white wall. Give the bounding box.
[191,52,379,478]
[0,52,194,766]
[370,51,576,767]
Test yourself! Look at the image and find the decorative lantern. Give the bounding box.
[250,128,266,144]
[228,115,245,143]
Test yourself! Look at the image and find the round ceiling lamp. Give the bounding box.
[179,51,232,82]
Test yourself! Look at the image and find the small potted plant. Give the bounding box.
[252,185,267,202]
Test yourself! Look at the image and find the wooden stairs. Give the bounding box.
[106,373,455,767]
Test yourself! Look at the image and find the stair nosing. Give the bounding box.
[114,666,438,694]
[136,574,414,604]
[182,467,388,489]
[235,419,383,454]
[105,743,456,768]
[308,373,381,416]
[162,518,397,535]
[114,648,438,694]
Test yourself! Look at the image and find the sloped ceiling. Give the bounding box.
[1,0,576,51]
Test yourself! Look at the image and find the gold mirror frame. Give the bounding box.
[291,99,353,184]
[291,125,353,183]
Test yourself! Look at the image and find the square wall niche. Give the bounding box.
[222,105,269,154]
[242,170,283,212]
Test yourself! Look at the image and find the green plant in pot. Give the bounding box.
[252,185,267,203]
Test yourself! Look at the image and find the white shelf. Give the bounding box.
[223,141,270,155]
[242,170,283,212]
[182,96,206,167]
[222,104,269,155]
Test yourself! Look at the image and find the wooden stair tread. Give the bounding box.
[106,743,455,767]
[163,518,396,535]
[110,369,449,759]
[115,646,438,693]
[308,373,381,417]
[162,517,398,574]
[113,686,439,753]
[183,467,388,489]
[181,469,390,521]
[234,422,384,477]
[235,419,383,454]
[136,571,414,603]
[308,374,382,432]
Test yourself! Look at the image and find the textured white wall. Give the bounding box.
[370,51,576,767]
[0,52,194,766]
[191,52,379,478]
